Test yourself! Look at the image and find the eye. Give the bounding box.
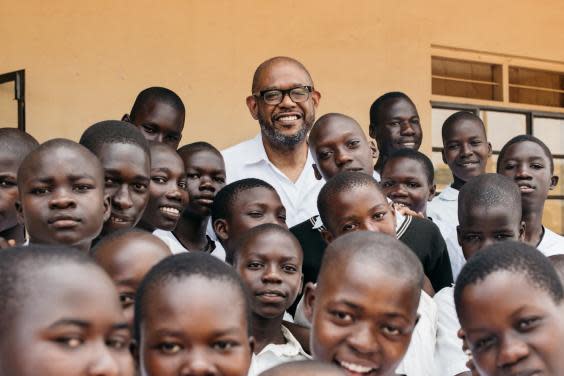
[503,163,516,171]
[105,177,117,186]
[411,118,420,125]
[278,213,287,222]
[470,140,482,146]
[106,335,130,350]
[0,178,16,188]
[318,150,333,160]
[447,143,459,150]
[158,342,182,354]
[213,176,226,184]
[381,181,394,188]
[473,336,496,352]
[31,187,50,195]
[187,173,200,180]
[329,310,354,324]
[494,233,513,241]
[388,121,400,127]
[247,211,264,218]
[142,125,156,134]
[151,176,167,184]
[517,316,541,331]
[119,293,135,309]
[165,134,180,142]
[407,182,420,189]
[282,264,298,273]
[73,184,94,192]
[55,336,83,348]
[372,211,386,220]
[531,163,544,170]
[463,234,480,242]
[247,261,263,270]
[212,340,238,351]
[381,324,402,336]
[347,139,360,148]
[342,223,357,232]
[133,183,148,192]
[178,180,188,189]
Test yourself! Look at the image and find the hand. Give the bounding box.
[392,202,425,218]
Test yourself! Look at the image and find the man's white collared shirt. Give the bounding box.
[222,134,324,227]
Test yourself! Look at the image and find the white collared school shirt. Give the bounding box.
[222,133,324,228]
[538,226,564,257]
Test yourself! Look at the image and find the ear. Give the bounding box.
[213,218,230,242]
[122,113,131,122]
[246,95,259,120]
[310,90,321,109]
[518,220,526,242]
[248,336,256,356]
[368,124,376,139]
[299,272,304,295]
[320,228,334,245]
[487,141,493,157]
[457,328,467,342]
[15,200,24,225]
[303,282,318,324]
[102,194,111,222]
[549,175,559,191]
[428,184,437,201]
[369,139,378,159]
[312,164,323,181]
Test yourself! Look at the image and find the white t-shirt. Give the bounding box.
[247,326,310,376]
[427,186,466,280]
[293,290,438,376]
[433,286,469,376]
[538,227,564,257]
[152,229,226,261]
[222,134,324,227]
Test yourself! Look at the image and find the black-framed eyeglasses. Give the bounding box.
[253,86,313,105]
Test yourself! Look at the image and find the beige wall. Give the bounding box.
[2,0,563,151]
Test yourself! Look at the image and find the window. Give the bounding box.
[432,103,564,234]
[0,70,25,130]
[509,66,564,108]
[432,57,503,101]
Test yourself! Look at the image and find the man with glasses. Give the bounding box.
[222,56,322,227]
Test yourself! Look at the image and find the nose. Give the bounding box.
[515,163,532,179]
[481,237,496,250]
[278,91,297,108]
[49,187,77,209]
[180,348,218,376]
[496,333,529,369]
[335,147,354,167]
[388,184,408,199]
[262,263,283,284]
[112,185,133,209]
[165,184,183,201]
[347,322,380,354]
[400,121,416,136]
[460,143,473,157]
[199,175,215,192]
[86,343,121,376]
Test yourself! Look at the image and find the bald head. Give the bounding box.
[251,56,313,93]
[318,231,423,293]
[259,360,345,376]
[18,138,103,188]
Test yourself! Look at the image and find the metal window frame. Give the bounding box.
[0,70,25,131]
[431,101,564,200]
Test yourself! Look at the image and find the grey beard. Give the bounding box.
[259,121,310,150]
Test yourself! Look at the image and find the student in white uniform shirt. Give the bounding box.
[222,56,323,227]
[427,111,492,279]
[434,174,525,376]
[153,142,227,260]
[497,134,564,256]
[230,224,309,376]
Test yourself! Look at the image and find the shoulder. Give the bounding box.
[221,135,260,158]
[538,227,564,256]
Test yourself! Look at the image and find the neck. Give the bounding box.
[172,213,210,251]
[522,204,544,246]
[136,220,155,232]
[1,224,26,245]
[451,175,466,190]
[251,312,286,354]
[261,134,308,183]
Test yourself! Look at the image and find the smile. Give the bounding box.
[337,359,378,375]
[517,183,535,193]
[159,206,180,217]
[110,215,132,224]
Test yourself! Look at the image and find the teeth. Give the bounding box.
[339,360,374,373]
[111,216,126,223]
[160,207,180,215]
[278,115,298,121]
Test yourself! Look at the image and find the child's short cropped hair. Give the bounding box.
[129,87,185,122]
[454,241,563,317]
[79,120,150,156]
[0,128,39,160]
[383,148,435,185]
[497,134,554,173]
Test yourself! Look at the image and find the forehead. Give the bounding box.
[503,140,550,162]
[319,260,418,316]
[312,118,366,146]
[96,236,170,276]
[333,183,387,207]
[150,147,184,170]
[183,150,225,170]
[460,270,558,325]
[255,61,312,91]
[461,203,520,229]
[23,147,103,181]
[234,187,282,207]
[0,150,21,172]
[382,157,426,179]
[136,100,184,124]
[98,143,150,172]
[239,230,302,261]
[378,97,418,119]
[443,119,486,141]
[18,263,122,324]
[144,276,247,329]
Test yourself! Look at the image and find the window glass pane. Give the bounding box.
[431,108,460,148]
[544,199,564,236]
[552,158,564,196]
[0,81,17,128]
[533,117,564,155]
[480,111,527,151]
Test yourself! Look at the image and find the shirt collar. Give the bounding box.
[243,133,269,165]
[256,326,311,358]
